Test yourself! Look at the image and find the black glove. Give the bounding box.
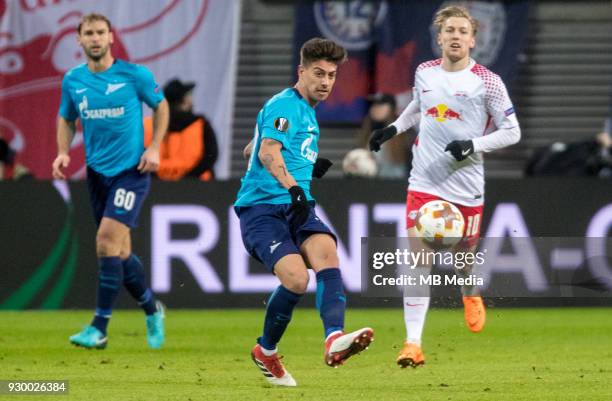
[0,139,9,163]
[312,158,333,179]
[445,140,474,161]
[369,125,397,152]
[288,186,310,226]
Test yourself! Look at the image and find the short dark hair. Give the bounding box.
[300,38,347,67]
[77,13,112,34]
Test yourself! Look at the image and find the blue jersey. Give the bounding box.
[59,59,164,177]
[235,88,320,207]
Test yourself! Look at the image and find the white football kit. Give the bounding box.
[392,58,521,206]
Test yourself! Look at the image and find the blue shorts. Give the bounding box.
[86,166,151,228]
[234,202,336,272]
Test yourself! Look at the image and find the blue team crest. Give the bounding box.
[313,1,388,51]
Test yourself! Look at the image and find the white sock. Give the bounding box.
[260,346,277,356]
[403,296,430,346]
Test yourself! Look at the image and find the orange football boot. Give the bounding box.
[463,296,486,333]
[396,341,425,368]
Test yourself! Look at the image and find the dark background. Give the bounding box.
[1,178,610,309]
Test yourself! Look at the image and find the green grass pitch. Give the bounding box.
[1,308,611,401]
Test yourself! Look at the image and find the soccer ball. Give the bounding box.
[415,200,465,250]
[342,148,378,177]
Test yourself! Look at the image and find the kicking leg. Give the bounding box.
[301,233,373,367]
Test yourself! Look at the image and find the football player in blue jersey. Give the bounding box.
[52,13,169,350]
[235,38,374,387]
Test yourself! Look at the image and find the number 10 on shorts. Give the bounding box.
[113,188,136,210]
[465,214,480,237]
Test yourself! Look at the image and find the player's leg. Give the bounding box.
[236,204,303,386]
[300,233,373,367]
[93,216,131,331]
[300,234,344,338]
[70,167,154,349]
[456,246,486,333]
[397,190,436,367]
[70,217,129,349]
[260,255,309,352]
[453,204,485,333]
[250,255,307,387]
[120,235,165,348]
[69,169,121,349]
[396,229,430,368]
[120,235,156,315]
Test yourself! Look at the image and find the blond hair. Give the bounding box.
[433,5,478,36]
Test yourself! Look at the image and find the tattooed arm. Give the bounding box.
[258,138,298,189]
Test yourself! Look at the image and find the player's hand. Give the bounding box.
[312,158,333,179]
[445,140,474,161]
[288,185,310,226]
[368,125,397,152]
[138,146,160,173]
[52,154,71,180]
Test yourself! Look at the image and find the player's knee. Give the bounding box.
[302,235,339,268]
[313,249,339,268]
[119,242,132,260]
[285,270,310,294]
[96,231,122,257]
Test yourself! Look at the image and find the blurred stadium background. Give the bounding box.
[0,1,611,400]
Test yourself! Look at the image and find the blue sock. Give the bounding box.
[122,254,157,315]
[258,286,302,351]
[91,257,123,335]
[316,268,346,338]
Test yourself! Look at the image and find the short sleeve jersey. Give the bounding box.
[235,88,320,206]
[59,59,164,177]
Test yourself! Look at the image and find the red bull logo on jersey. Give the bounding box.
[424,104,462,123]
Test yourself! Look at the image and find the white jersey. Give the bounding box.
[392,58,520,206]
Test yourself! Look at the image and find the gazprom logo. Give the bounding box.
[78,96,88,114]
[301,135,318,162]
[78,95,124,119]
[82,107,125,120]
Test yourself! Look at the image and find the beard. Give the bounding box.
[85,45,109,61]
